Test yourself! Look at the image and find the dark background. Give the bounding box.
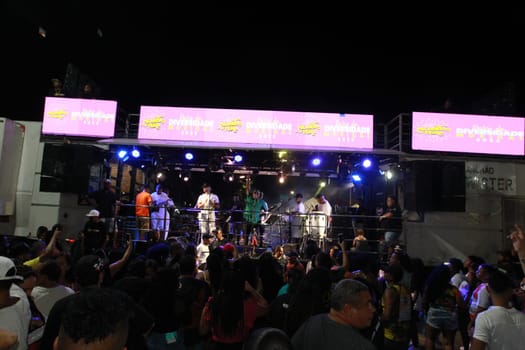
[3,3,520,218]
[2,2,524,124]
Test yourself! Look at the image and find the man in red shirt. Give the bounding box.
[135,184,152,240]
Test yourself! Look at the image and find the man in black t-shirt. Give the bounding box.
[210,228,228,251]
[227,193,244,243]
[291,279,376,350]
[82,209,107,255]
[89,179,120,244]
[379,195,402,249]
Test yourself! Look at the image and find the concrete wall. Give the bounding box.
[405,160,525,265]
[0,118,24,234]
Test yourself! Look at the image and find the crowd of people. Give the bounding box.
[1,213,525,350]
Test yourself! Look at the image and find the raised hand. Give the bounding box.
[509,224,525,257]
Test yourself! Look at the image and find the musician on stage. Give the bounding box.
[293,193,306,214]
[290,193,306,243]
[226,193,244,243]
[196,183,220,238]
[243,180,267,247]
[151,184,175,241]
[314,193,332,226]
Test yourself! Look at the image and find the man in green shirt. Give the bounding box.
[243,184,268,247]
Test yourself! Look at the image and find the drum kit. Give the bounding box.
[261,207,329,250]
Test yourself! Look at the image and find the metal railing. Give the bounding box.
[111,203,404,254]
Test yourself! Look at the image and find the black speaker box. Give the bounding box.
[404,160,465,212]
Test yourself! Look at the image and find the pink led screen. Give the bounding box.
[412,112,524,156]
[138,106,373,150]
[42,97,117,138]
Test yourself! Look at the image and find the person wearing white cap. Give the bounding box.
[196,183,220,240]
[0,256,31,350]
[81,209,108,255]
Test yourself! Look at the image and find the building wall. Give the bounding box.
[405,160,525,265]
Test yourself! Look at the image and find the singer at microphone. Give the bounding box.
[196,183,220,237]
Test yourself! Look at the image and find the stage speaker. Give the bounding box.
[40,143,103,194]
[404,160,465,212]
[440,161,466,212]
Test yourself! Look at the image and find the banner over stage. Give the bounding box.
[412,111,525,156]
[42,97,117,138]
[138,106,373,151]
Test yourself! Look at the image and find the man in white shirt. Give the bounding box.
[196,233,212,267]
[293,193,306,215]
[0,256,31,350]
[196,183,220,239]
[314,193,332,217]
[31,260,74,320]
[472,270,525,350]
[151,184,175,240]
[314,193,332,232]
[290,193,306,242]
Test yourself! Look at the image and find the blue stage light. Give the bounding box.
[131,149,140,158]
[352,174,362,182]
[312,158,321,166]
[362,159,372,168]
[234,154,243,163]
[118,150,127,159]
[185,152,194,161]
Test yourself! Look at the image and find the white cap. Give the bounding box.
[0,256,23,281]
[86,209,100,217]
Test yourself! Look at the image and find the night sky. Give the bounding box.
[2,2,524,124]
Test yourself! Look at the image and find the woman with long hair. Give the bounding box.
[273,245,287,268]
[233,255,260,291]
[284,267,332,337]
[268,267,305,330]
[200,270,269,350]
[258,252,284,303]
[457,261,482,349]
[141,267,184,349]
[201,252,228,295]
[422,264,464,350]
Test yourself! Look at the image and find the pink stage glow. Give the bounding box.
[138,106,373,151]
[412,111,525,156]
[42,97,117,138]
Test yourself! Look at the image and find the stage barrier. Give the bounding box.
[109,204,403,256]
